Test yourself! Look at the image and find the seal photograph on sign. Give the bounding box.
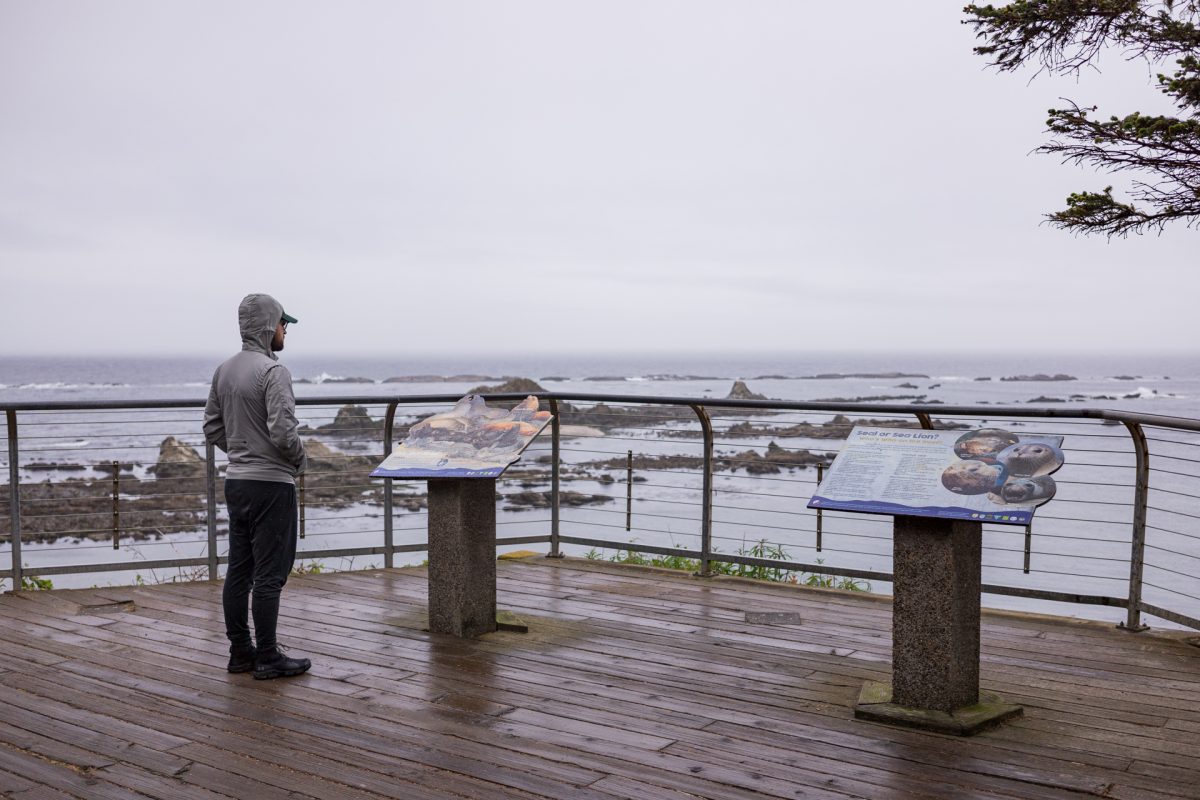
[996,442,1064,477]
[940,459,1005,495]
[952,429,1019,462]
[992,475,1057,506]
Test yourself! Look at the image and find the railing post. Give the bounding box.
[690,404,713,577]
[6,410,22,591]
[383,401,398,569]
[625,449,633,532]
[547,398,563,558]
[1023,523,1032,574]
[815,462,824,552]
[112,462,120,550]
[298,473,306,539]
[205,443,218,582]
[1121,421,1150,631]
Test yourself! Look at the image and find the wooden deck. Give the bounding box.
[0,557,1198,800]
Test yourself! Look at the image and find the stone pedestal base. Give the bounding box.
[495,610,529,633]
[855,681,1022,736]
[892,515,983,710]
[855,515,1022,735]
[427,478,497,638]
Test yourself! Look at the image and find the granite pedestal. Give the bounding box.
[426,478,498,638]
[854,515,1022,735]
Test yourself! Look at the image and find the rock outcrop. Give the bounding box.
[580,442,835,475]
[726,381,767,401]
[708,414,968,440]
[382,374,497,383]
[469,377,547,394]
[312,405,384,436]
[813,394,924,403]
[300,439,391,509]
[802,372,929,380]
[150,437,206,481]
[503,490,612,510]
[1000,374,1077,382]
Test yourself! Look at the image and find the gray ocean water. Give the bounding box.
[2,351,1197,414]
[2,352,1198,631]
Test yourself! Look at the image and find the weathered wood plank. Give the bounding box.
[0,559,1196,800]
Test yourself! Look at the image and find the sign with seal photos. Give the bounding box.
[371,394,552,479]
[807,426,1064,526]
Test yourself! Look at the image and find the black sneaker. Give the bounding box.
[227,644,256,674]
[253,645,311,680]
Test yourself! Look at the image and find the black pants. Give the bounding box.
[222,479,298,654]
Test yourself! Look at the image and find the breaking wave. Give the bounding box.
[16,382,131,390]
[1126,386,1172,400]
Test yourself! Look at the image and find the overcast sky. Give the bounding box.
[1,1,1194,358]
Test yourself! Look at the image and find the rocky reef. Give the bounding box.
[812,394,925,403]
[725,380,767,401]
[303,405,388,437]
[802,372,929,380]
[3,379,935,545]
[1000,374,1077,382]
[383,374,500,383]
[469,377,548,395]
[502,490,611,510]
[149,436,206,483]
[1,439,209,543]
[580,442,835,476]
[702,414,968,440]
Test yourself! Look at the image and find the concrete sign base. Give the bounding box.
[427,478,498,638]
[855,515,1023,735]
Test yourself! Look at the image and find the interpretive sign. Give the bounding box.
[370,394,552,479]
[808,427,1064,525]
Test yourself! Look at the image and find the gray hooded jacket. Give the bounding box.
[203,294,306,483]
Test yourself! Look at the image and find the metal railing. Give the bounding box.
[2,393,1199,632]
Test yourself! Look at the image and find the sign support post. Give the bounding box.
[854,515,1022,735]
[427,478,498,638]
[372,394,552,640]
[810,426,1064,736]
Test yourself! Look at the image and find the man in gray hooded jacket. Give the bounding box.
[204,293,311,680]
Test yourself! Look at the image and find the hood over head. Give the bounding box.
[238,293,292,357]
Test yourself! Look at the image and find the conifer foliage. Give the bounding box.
[964,1,1200,235]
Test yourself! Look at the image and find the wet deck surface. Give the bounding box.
[0,557,1198,799]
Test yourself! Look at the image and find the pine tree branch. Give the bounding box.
[966,1,1200,235]
[963,1,1200,74]
[1048,185,1200,234]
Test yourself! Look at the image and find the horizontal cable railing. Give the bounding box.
[2,394,1199,632]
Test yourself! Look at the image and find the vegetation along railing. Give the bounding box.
[3,393,1199,632]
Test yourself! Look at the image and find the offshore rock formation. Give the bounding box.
[802,372,929,380]
[502,490,612,510]
[0,436,426,543]
[309,405,385,436]
[813,394,925,403]
[469,377,548,395]
[0,471,207,544]
[1000,374,1077,382]
[149,437,206,481]
[300,440,391,509]
[726,380,767,401]
[713,414,968,440]
[382,374,498,383]
[581,442,835,476]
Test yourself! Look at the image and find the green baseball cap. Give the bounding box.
[281,310,298,324]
